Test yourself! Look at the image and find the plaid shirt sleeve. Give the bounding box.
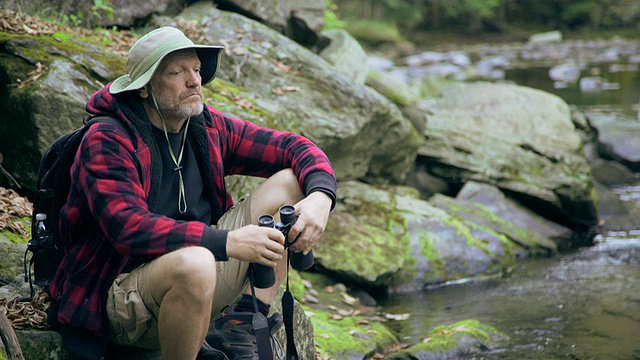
[210,106,336,204]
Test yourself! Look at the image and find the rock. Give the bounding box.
[590,159,638,186]
[528,30,563,44]
[386,319,509,360]
[549,62,581,83]
[416,82,598,228]
[318,29,369,85]
[317,181,525,291]
[216,0,325,47]
[457,182,574,248]
[588,111,640,171]
[580,76,603,92]
[430,188,557,256]
[107,0,188,27]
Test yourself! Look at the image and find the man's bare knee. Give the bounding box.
[252,169,304,217]
[150,247,216,304]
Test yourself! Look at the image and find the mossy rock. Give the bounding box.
[387,319,508,359]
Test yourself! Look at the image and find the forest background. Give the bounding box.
[328,0,640,50]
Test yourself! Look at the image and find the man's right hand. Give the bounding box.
[225,225,285,267]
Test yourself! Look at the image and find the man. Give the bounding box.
[47,26,336,360]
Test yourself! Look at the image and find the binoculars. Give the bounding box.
[251,205,314,288]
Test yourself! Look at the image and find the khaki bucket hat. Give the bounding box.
[110,26,223,94]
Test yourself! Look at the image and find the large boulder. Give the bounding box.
[216,0,325,47]
[0,0,323,46]
[454,181,573,248]
[587,111,640,171]
[0,0,189,28]
[415,82,598,228]
[0,33,124,194]
[318,29,370,85]
[316,181,555,292]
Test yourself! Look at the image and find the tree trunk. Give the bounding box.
[0,310,25,360]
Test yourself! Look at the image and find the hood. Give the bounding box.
[86,82,127,119]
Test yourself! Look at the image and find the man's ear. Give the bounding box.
[138,86,149,99]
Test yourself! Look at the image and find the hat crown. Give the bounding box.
[109,26,223,94]
[126,27,194,82]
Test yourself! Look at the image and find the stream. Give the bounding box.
[376,42,640,359]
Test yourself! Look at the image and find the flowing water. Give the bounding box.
[378,53,640,359]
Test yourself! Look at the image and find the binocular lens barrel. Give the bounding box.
[279,205,295,225]
[253,214,276,288]
[252,205,315,288]
[258,214,274,228]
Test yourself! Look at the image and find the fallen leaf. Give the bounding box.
[233,47,248,55]
[340,292,359,306]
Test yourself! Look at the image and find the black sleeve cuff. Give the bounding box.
[201,226,229,261]
[302,171,337,211]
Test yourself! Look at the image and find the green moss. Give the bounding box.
[284,269,306,302]
[203,80,288,131]
[52,30,70,42]
[345,20,405,45]
[420,232,447,278]
[0,217,31,244]
[0,31,126,80]
[310,309,398,358]
[394,319,508,356]
[0,230,29,244]
[366,71,414,107]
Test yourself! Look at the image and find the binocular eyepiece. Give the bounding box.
[252,205,314,288]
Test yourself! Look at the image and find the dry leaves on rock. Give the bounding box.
[0,290,50,330]
[0,8,58,35]
[0,9,135,59]
[13,61,44,88]
[0,187,32,238]
[272,85,300,96]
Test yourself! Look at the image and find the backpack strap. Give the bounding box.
[282,250,299,359]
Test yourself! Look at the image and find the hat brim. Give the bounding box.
[109,45,223,94]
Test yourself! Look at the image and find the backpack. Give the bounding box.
[24,116,136,296]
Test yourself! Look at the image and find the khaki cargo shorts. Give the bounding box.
[106,195,253,348]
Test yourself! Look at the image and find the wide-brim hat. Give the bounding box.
[110,26,223,94]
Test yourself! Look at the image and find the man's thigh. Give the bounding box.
[106,194,254,348]
[211,194,253,315]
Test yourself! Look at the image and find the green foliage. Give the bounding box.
[57,0,114,28]
[345,20,405,45]
[335,0,640,41]
[91,0,115,22]
[435,0,500,18]
[62,12,83,27]
[324,0,345,30]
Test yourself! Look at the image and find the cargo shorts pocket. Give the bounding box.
[106,269,159,348]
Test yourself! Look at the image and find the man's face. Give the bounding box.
[150,49,204,121]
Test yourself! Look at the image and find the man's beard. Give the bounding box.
[155,92,204,119]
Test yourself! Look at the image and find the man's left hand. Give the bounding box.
[288,192,332,255]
